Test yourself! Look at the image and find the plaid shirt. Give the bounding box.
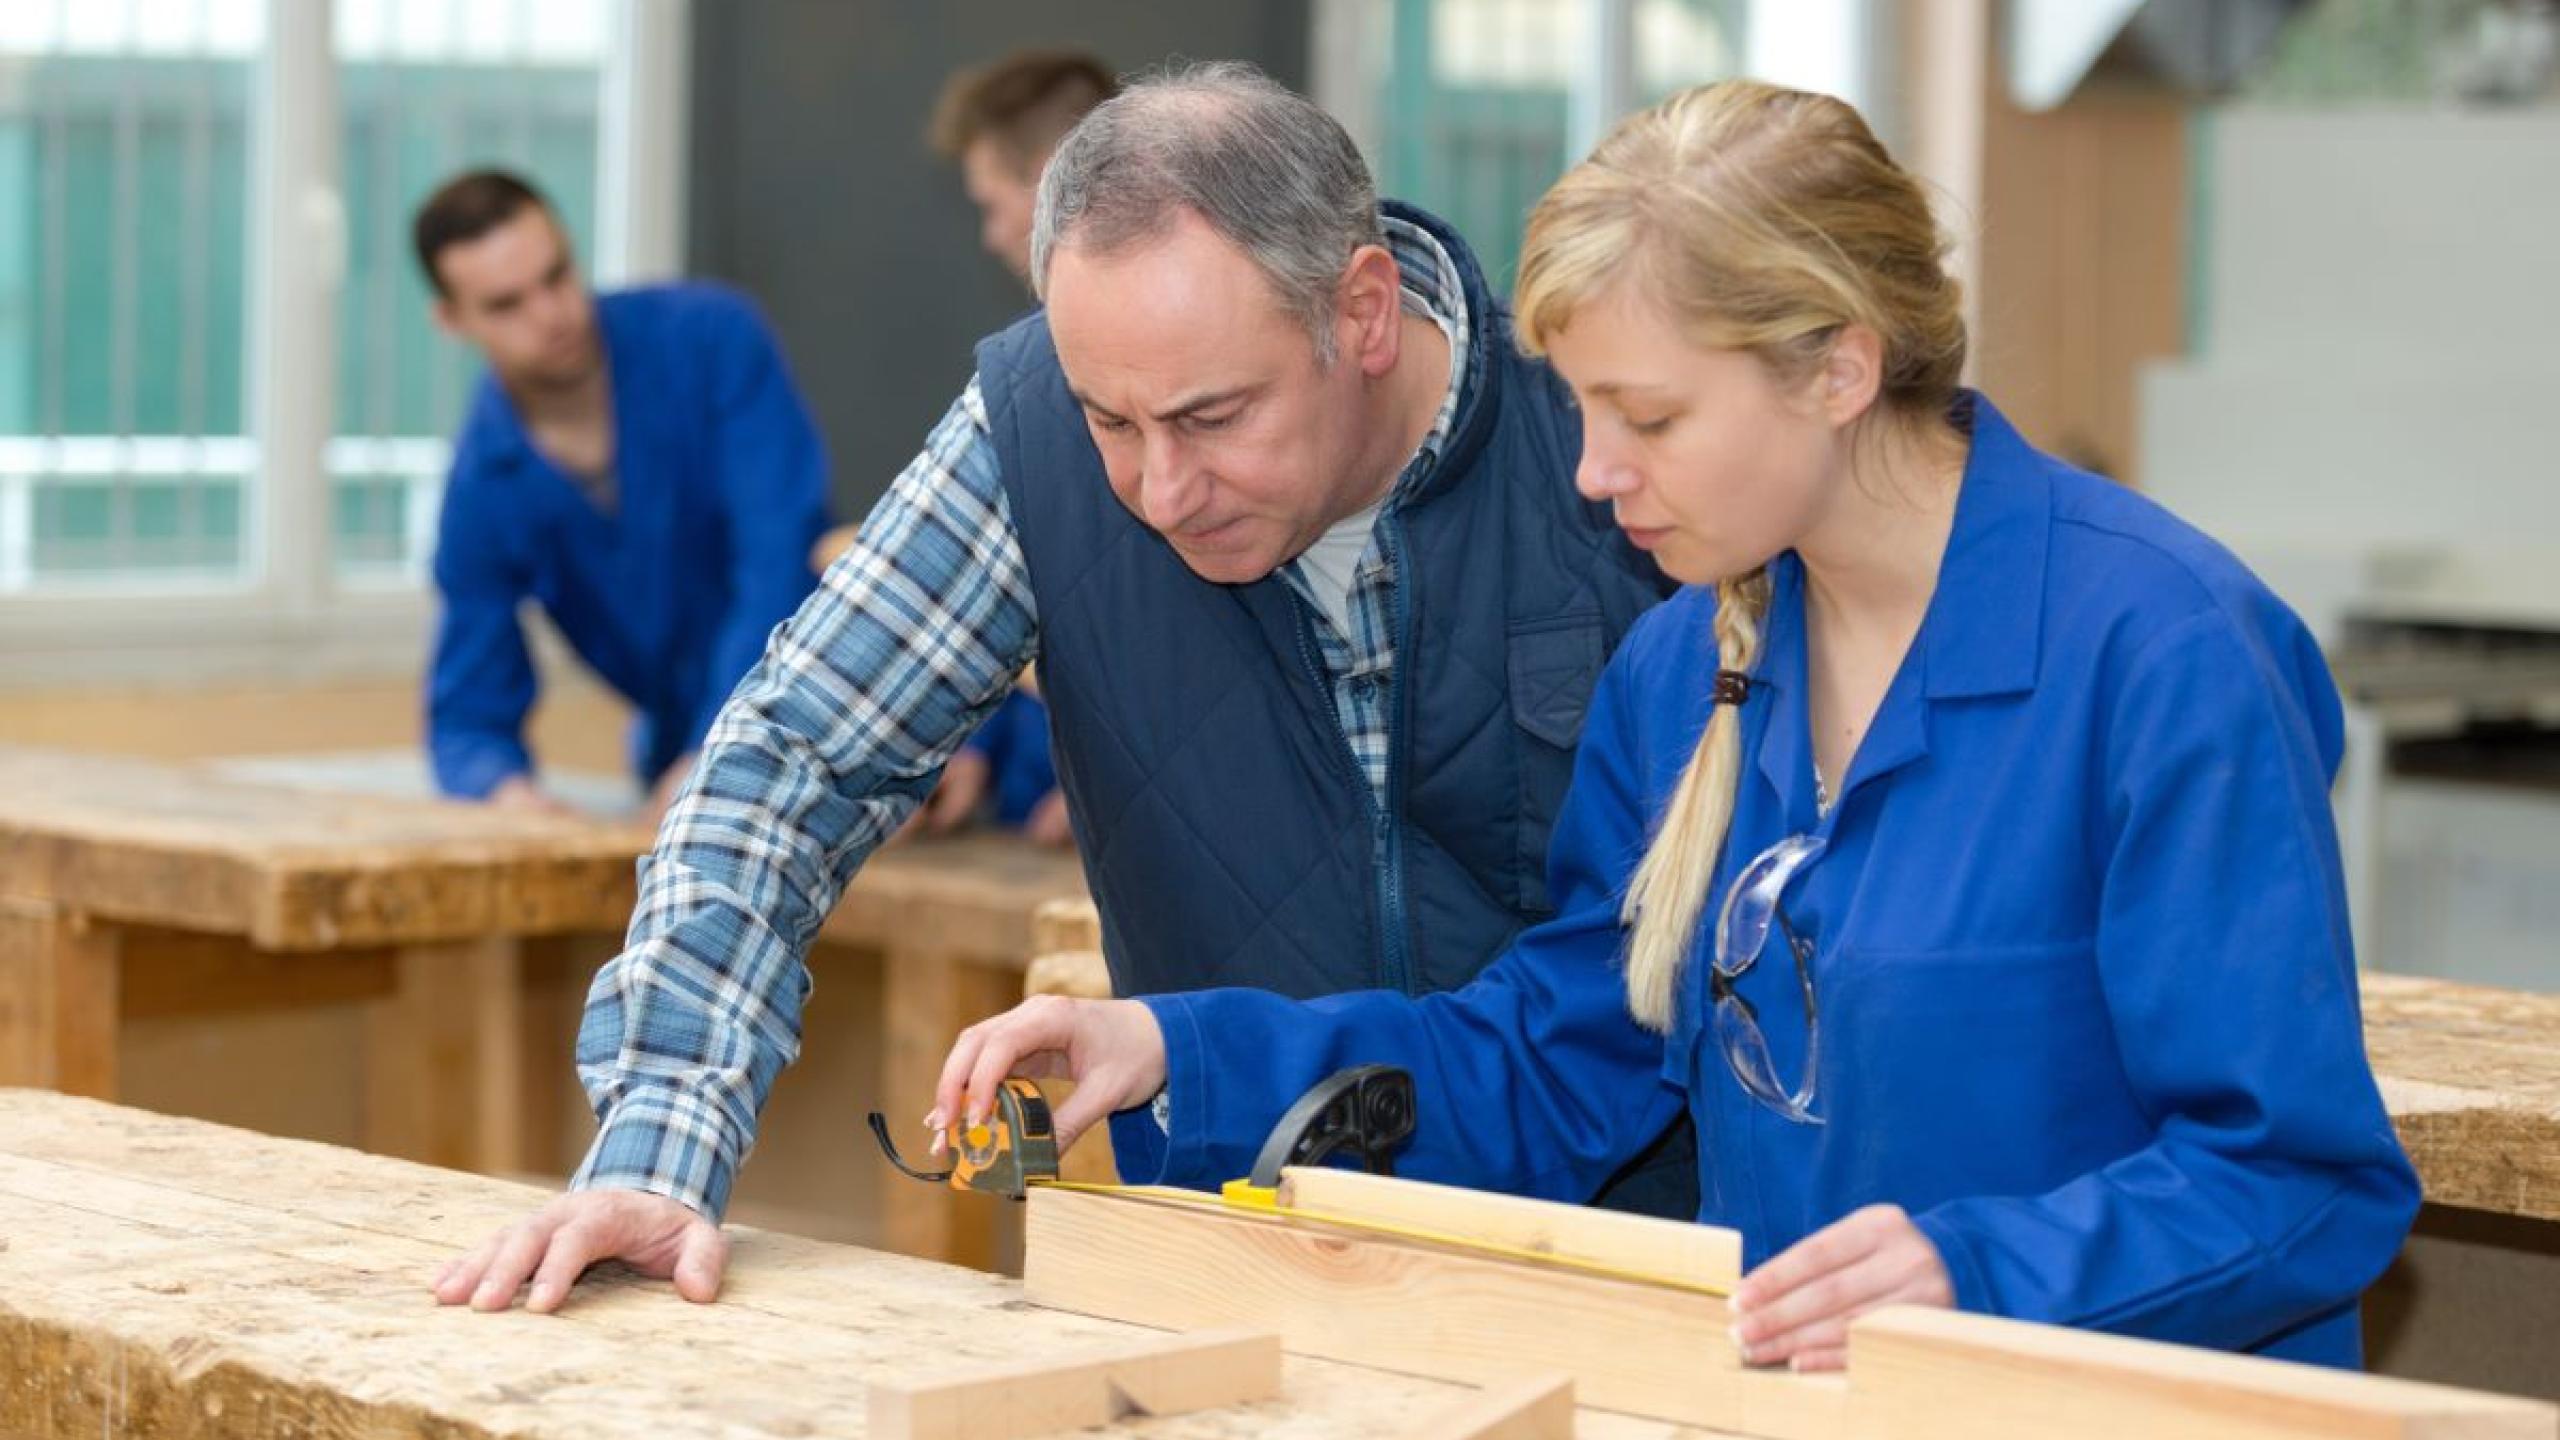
[572,217,1473,1218]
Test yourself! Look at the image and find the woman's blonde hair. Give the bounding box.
[1513,81,1967,1033]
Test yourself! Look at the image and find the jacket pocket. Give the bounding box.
[1509,619,1604,749]
[1508,617,1605,914]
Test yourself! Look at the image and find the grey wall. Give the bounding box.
[689,3,1312,521]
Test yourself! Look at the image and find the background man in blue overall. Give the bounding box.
[433,65,1680,1314]
[896,47,1125,846]
[418,170,831,821]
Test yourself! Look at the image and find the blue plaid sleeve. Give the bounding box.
[572,376,1038,1219]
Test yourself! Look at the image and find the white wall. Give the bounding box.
[2139,107,2560,636]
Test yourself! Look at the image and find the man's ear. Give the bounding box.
[1334,243,1405,378]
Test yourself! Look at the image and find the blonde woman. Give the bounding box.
[929,81,2417,1372]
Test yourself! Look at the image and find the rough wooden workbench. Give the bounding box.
[0,742,650,951]
[2362,972,2560,1224]
[0,744,1089,1269]
[2356,973,2560,1398]
[0,1090,1704,1440]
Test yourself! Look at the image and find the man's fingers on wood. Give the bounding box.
[525,1222,603,1313]
[470,1222,551,1311]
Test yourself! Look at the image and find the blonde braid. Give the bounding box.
[1621,570,1771,1032]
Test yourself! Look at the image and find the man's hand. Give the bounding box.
[486,774,573,816]
[809,523,862,575]
[1024,789,1075,848]
[1728,1204,1953,1371]
[928,996,1167,1152]
[432,1188,728,1315]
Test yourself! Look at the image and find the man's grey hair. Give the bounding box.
[1029,61,1385,363]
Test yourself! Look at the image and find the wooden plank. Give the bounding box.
[0,899,119,1097]
[1021,1183,1844,1436]
[0,1089,1688,1440]
[867,1328,1281,1440]
[2363,972,2560,1224]
[1847,1306,2559,1440]
[1275,1167,1741,1293]
[1403,1375,1576,1440]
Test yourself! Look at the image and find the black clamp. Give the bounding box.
[1247,1063,1417,1188]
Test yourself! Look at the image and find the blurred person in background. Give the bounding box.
[418,169,830,824]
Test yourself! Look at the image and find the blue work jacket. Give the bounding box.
[427,283,830,798]
[962,689,1060,828]
[1112,393,2419,1367]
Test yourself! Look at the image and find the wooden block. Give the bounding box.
[1023,949,1111,1000]
[1022,1184,1841,1436]
[1402,1374,1575,1440]
[867,1328,1280,1440]
[1275,1166,1740,1293]
[1849,1305,2560,1440]
[1029,899,1101,956]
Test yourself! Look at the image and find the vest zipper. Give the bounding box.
[1288,599,1358,784]
[1287,587,1407,994]
[1375,516,1414,997]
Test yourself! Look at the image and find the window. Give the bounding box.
[1,0,671,685]
[1339,0,1865,291]
[0,3,260,589]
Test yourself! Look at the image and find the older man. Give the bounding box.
[435,63,1681,1313]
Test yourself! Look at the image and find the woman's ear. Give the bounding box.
[1820,324,1885,427]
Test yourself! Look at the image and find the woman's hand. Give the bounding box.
[1729,1204,1953,1371]
[928,996,1168,1152]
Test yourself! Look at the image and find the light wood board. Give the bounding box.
[1022,1182,1845,1437]
[1848,1306,2556,1439]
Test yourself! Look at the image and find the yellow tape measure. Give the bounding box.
[1032,1176,1732,1299]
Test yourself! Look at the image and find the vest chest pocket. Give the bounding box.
[1508,618,1605,914]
